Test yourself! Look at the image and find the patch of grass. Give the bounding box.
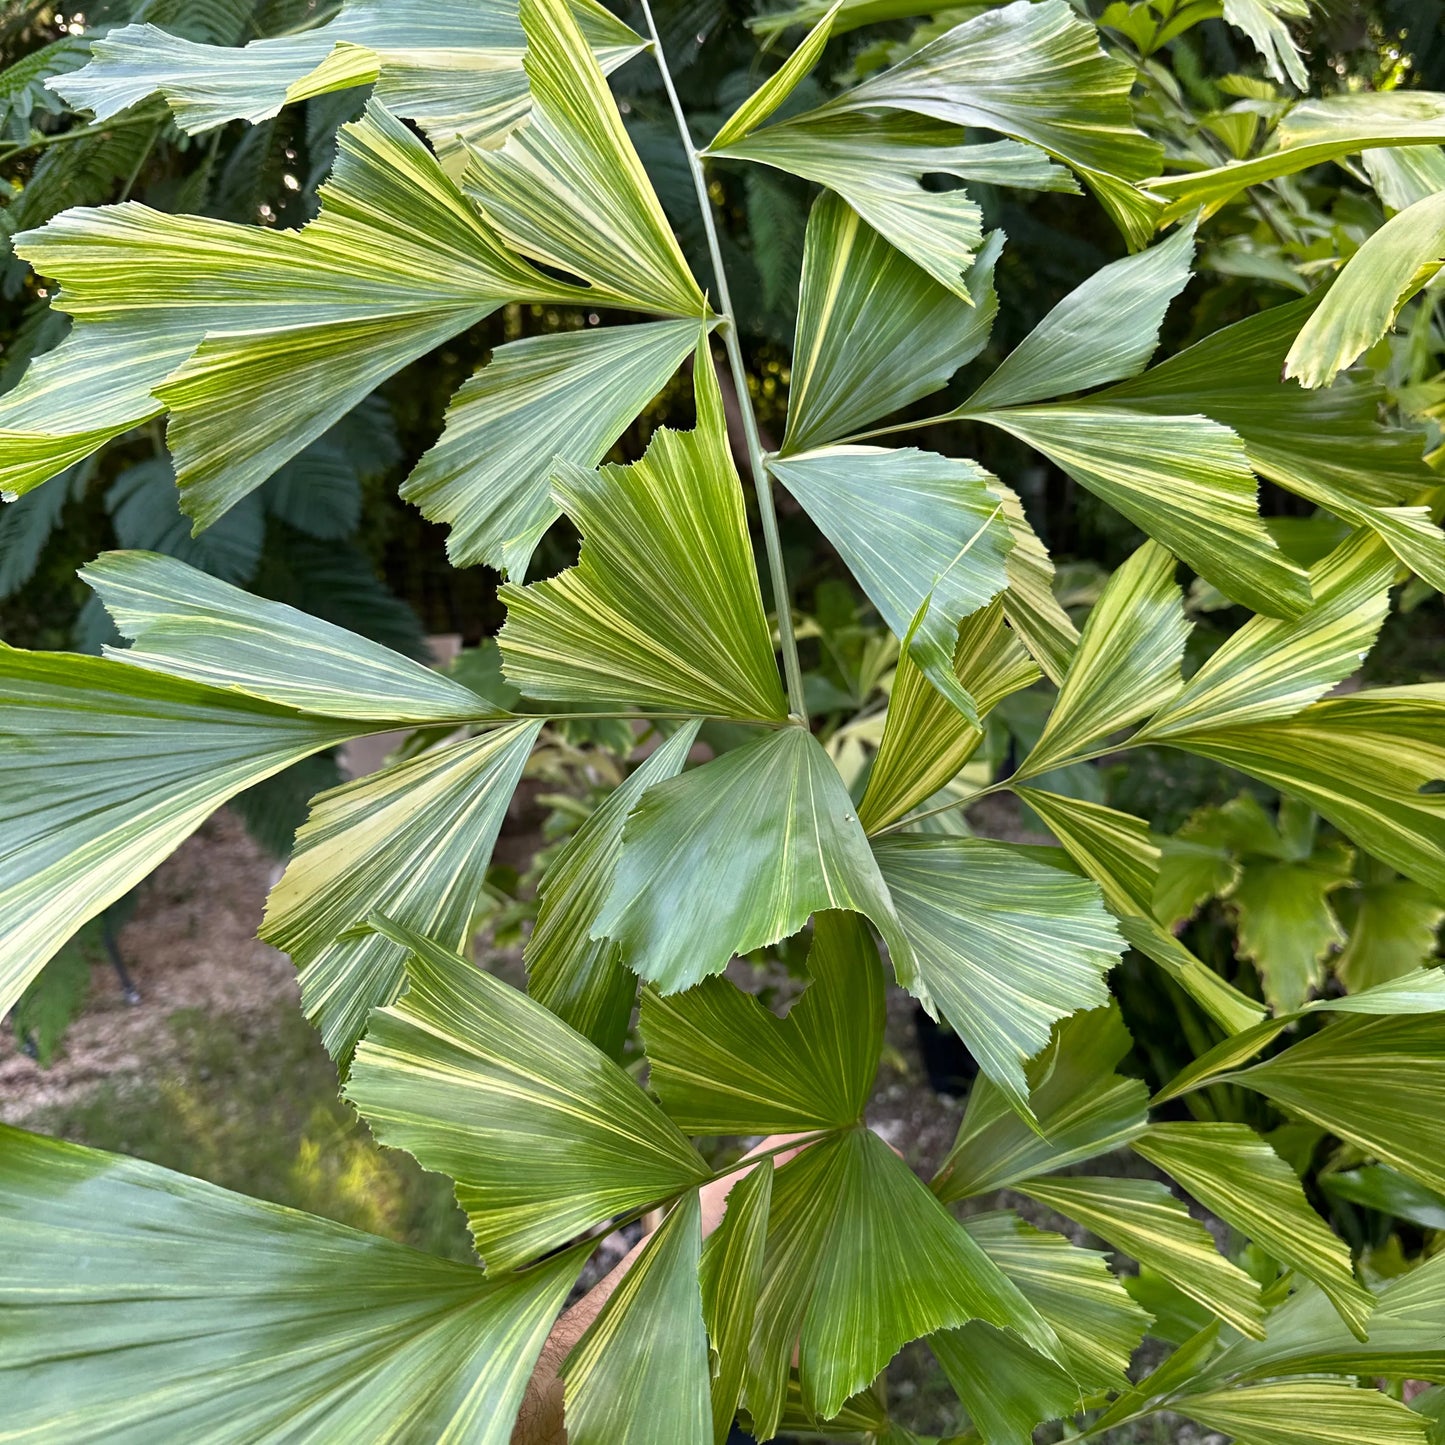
[24,998,473,1262]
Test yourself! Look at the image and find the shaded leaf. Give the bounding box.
[770,446,1011,723]
[874,836,1122,1117]
[527,724,700,1058]
[597,725,911,992]
[931,1323,1079,1445]
[744,1128,1059,1435]
[642,911,884,1133]
[345,921,709,1270]
[562,1192,712,1445]
[1335,872,1445,993]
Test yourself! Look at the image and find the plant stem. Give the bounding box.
[638,0,810,724]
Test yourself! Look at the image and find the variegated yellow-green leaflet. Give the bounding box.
[1019,1173,1269,1339]
[788,0,1164,247]
[0,1124,588,1445]
[345,920,711,1271]
[526,724,700,1060]
[769,446,1013,726]
[782,195,1000,453]
[930,1321,1079,1445]
[1285,189,1445,389]
[498,354,787,721]
[1224,0,1309,89]
[401,319,708,578]
[860,598,1039,833]
[933,1005,1150,1200]
[1104,296,1445,592]
[743,1127,1061,1435]
[53,0,645,165]
[263,722,544,1069]
[960,1211,1151,1393]
[1174,1381,1431,1445]
[464,0,708,317]
[1144,90,1445,215]
[6,101,583,518]
[874,836,1123,1119]
[1133,1121,1375,1339]
[560,1192,712,1445]
[994,480,1081,685]
[641,910,885,1133]
[594,725,914,992]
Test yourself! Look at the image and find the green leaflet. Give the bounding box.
[401,319,706,578]
[1136,533,1395,743]
[527,724,700,1059]
[1176,1381,1431,1445]
[262,723,544,1068]
[808,0,1163,246]
[744,1128,1059,1435]
[933,1004,1151,1200]
[0,1124,585,1444]
[1134,1122,1374,1339]
[1196,1251,1445,1387]
[1104,296,1445,591]
[498,355,787,722]
[641,911,885,1133]
[1019,1175,1268,1339]
[965,221,1196,411]
[709,0,840,150]
[55,1,645,163]
[1120,914,1272,1034]
[1363,143,1445,210]
[930,1323,1079,1445]
[595,725,913,993]
[1335,871,1445,993]
[700,1163,773,1445]
[1172,685,1445,900]
[962,1212,1151,1393]
[995,480,1081,685]
[769,446,1012,724]
[464,0,707,317]
[1017,540,1190,780]
[1286,191,1445,388]
[972,406,1312,619]
[1220,1013,1445,1197]
[715,115,1076,299]
[6,100,576,516]
[875,836,1122,1117]
[83,550,495,722]
[782,196,998,453]
[345,922,710,1270]
[1145,91,1445,214]
[860,598,1039,833]
[0,650,362,1020]
[561,1192,712,1445]
[1012,791,1160,917]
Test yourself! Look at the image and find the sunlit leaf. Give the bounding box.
[402,319,706,578]
[262,723,543,1068]
[0,1124,585,1443]
[995,480,1080,684]
[499,354,788,722]
[1134,1122,1374,1339]
[1176,1381,1430,1445]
